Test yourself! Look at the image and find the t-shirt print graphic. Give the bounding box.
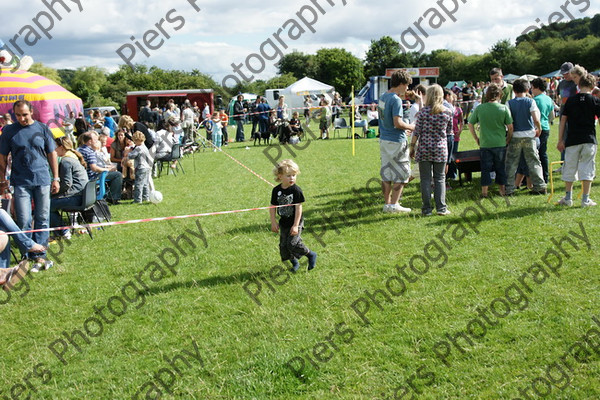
[277,193,294,217]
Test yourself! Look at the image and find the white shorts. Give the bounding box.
[380,139,410,183]
[563,144,596,182]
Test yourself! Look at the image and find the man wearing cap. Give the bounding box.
[555,62,578,173]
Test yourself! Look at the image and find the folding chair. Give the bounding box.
[60,180,102,239]
[333,118,351,138]
[95,171,112,222]
[156,144,185,177]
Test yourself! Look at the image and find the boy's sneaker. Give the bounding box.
[557,197,573,206]
[388,204,411,213]
[581,198,597,207]
[30,259,52,273]
[382,204,391,213]
[307,251,317,271]
[437,209,452,216]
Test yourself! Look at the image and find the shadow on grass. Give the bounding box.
[139,270,267,297]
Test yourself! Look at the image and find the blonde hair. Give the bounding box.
[132,131,145,142]
[54,136,87,168]
[273,159,300,182]
[571,64,587,79]
[118,115,134,130]
[425,84,445,115]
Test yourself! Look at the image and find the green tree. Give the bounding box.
[363,36,402,77]
[488,39,521,74]
[29,63,62,84]
[57,69,75,89]
[314,48,364,97]
[70,66,108,107]
[277,51,316,79]
[427,49,466,84]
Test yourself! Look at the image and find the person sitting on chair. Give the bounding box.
[0,208,45,271]
[77,131,123,205]
[289,111,303,143]
[354,106,368,136]
[50,137,89,239]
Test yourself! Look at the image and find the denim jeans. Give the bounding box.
[447,141,460,179]
[258,119,269,135]
[50,195,83,236]
[419,161,447,214]
[106,171,123,201]
[446,135,455,164]
[0,208,35,268]
[538,130,550,183]
[235,120,245,141]
[480,147,507,187]
[134,168,150,203]
[13,185,50,258]
[505,137,546,194]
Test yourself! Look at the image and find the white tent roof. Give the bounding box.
[285,77,334,95]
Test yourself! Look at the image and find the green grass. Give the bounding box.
[1,121,599,399]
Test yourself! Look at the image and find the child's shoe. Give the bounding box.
[581,198,597,207]
[307,251,317,271]
[289,258,300,273]
[388,204,411,213]
[557,197,573,206]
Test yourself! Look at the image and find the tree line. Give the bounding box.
[27,14,599,111]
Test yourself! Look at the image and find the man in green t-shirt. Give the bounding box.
[468,84,514,197]
[483,68,514,105]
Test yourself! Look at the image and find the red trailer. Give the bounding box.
[125,89,214,121]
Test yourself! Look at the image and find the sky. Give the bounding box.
[1,0,599,85]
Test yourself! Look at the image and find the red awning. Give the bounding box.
[146,93,188,97]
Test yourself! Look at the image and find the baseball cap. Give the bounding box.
[560,62,574,75]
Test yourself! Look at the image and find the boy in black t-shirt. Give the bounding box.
[557,73,600,207]
[270,160,317,272]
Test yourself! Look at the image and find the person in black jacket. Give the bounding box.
[118,115,155,149]
[233,95,245,142]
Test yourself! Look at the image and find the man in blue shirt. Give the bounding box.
[77,131,123,204]
[0,100,60,266]
[378,70,416,213]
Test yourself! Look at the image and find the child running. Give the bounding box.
[270,160,317,272]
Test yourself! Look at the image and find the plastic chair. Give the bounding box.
[333,118,351,138]
[60,180,102,239]
[156,144,185,177]
[96,171,108,200]
[94,171,112,222]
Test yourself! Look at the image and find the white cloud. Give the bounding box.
[1,0,598,83]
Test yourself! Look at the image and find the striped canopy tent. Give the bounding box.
[0,68,83,137]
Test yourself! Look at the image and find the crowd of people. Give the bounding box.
[379,63,600,215]
[0,97,196,285]
[0,63,597,288]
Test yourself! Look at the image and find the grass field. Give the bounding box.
[1,120,599,399]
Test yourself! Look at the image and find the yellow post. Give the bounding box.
[351,86,355,156]
[547,161,563,203]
